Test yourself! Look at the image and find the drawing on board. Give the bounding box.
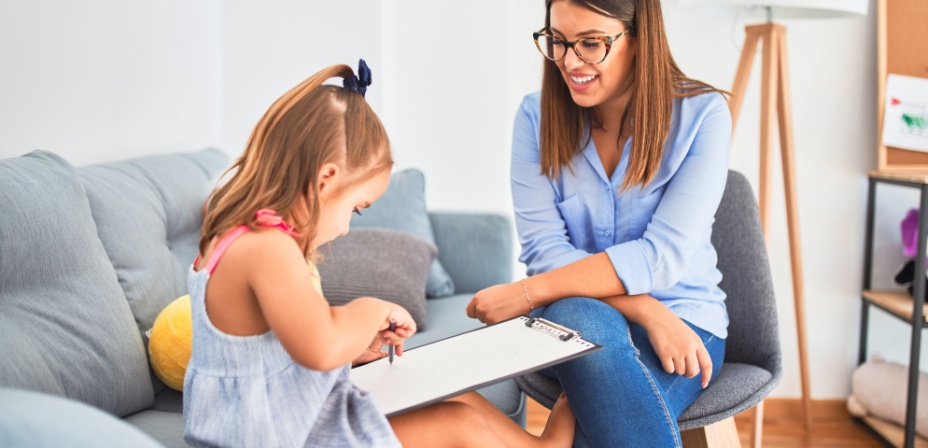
[883,74,928,152]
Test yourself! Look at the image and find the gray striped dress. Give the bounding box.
[182,225,400,448]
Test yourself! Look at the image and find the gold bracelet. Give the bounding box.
[521,278,535,312]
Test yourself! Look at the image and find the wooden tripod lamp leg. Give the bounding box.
[728,22,814,434]
[774,25,813,432]
[759,23,779,239]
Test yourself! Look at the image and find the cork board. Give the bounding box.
[877,0,928,171]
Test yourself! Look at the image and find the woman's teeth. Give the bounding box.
[571,74,597,84]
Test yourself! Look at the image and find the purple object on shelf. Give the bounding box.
[902,208,921,258]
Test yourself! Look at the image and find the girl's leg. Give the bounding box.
[540,298,725,448]
[389,391,575,448]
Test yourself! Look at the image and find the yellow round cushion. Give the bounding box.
[148,295,192,391]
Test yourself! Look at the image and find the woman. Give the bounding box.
[466,0,731,446]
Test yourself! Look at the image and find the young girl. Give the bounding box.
[183,61,576,448]
[467,0,731,446]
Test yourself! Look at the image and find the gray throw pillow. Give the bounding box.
[0,151,153,417]
[350,169,455,298]
[317,229,436,329]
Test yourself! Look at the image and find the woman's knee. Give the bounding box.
[542,298,630,342]
[542,299,639,375]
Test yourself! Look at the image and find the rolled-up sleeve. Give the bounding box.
[511,97,591,275]
[605,93,732,294]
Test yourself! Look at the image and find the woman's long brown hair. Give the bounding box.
[540,0,726,191]
[200,64,392,259]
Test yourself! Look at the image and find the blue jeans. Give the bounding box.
[538,298,726,448]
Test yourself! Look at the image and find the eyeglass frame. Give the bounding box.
[532,28,634,65]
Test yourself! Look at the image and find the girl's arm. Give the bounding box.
[244,230,416,371]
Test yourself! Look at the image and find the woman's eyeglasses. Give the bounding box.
[533,28,633,65]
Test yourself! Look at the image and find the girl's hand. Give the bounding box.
[352,337,388,367]
[641,306,713,388]
[466,282,528,325]
[379,305,417,358]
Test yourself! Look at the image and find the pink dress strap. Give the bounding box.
[201,225,251,274]
[255,209,302,237]
[195,209,301,274]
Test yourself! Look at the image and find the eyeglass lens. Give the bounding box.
[535,35,607,64]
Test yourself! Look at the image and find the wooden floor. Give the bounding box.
[525,398,887,447]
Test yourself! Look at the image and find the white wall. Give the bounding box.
[0,0,222,166]
[377,0,546,214]
[2,0,922,400]
[220,1,385,160]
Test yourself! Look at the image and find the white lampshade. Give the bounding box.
[681,0,869,18]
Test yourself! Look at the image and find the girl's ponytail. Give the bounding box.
[200,63,391,258]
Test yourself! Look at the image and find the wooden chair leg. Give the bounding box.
[752,400,765,448]
[681,417,742,448]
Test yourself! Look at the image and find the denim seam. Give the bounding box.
[628,325,681,448]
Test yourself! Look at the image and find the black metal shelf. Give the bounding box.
[859,173,928,448]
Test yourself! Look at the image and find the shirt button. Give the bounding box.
[604,230,611,236]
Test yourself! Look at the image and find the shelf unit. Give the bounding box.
[860,171,928,448]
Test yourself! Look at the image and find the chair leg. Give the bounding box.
[681,417,742,448]
[752,400,764,448]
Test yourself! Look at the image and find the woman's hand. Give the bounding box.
[640,304,713,388]
[466,282,531,325]
[603,295,713,388]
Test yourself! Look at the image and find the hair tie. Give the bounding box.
[342,59,372,97]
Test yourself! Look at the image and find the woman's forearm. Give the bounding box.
[600,294,672,328]
[527,252,627,306]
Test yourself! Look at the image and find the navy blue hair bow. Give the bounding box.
[343,59,372,97]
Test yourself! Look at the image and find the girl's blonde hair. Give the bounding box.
[540,0,726,192]
[200,64,392,258]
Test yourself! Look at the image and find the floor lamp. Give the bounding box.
[682,0,869,443]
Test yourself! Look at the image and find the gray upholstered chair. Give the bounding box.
[516,170,782,448]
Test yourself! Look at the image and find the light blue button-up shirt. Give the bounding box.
[511,91,731,338]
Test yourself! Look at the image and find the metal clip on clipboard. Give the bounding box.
[525,316,581,341]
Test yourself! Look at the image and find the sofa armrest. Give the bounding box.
[428,212,513,294]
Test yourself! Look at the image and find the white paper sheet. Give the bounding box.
[883,74,928,153]
[349,316,600,416]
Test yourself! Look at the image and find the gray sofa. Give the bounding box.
[0,149,524,447]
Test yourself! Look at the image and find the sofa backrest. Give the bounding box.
[429,212,513,294]
[78,148,229,334]
[0,151,154,417]
[0,149,229,417]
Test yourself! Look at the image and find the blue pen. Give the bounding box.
[388,320,396,365]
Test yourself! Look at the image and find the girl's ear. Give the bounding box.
[317,163,341,194]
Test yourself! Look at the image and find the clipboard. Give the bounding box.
[349,315,602,417]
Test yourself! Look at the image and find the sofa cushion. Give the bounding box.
[77,148,229,335]
[317,228,435,329]
[0,151,154,416]
[0,388,165,448]
[124,409,189,448]
[350,169,455,298]
[405,294,484,349]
